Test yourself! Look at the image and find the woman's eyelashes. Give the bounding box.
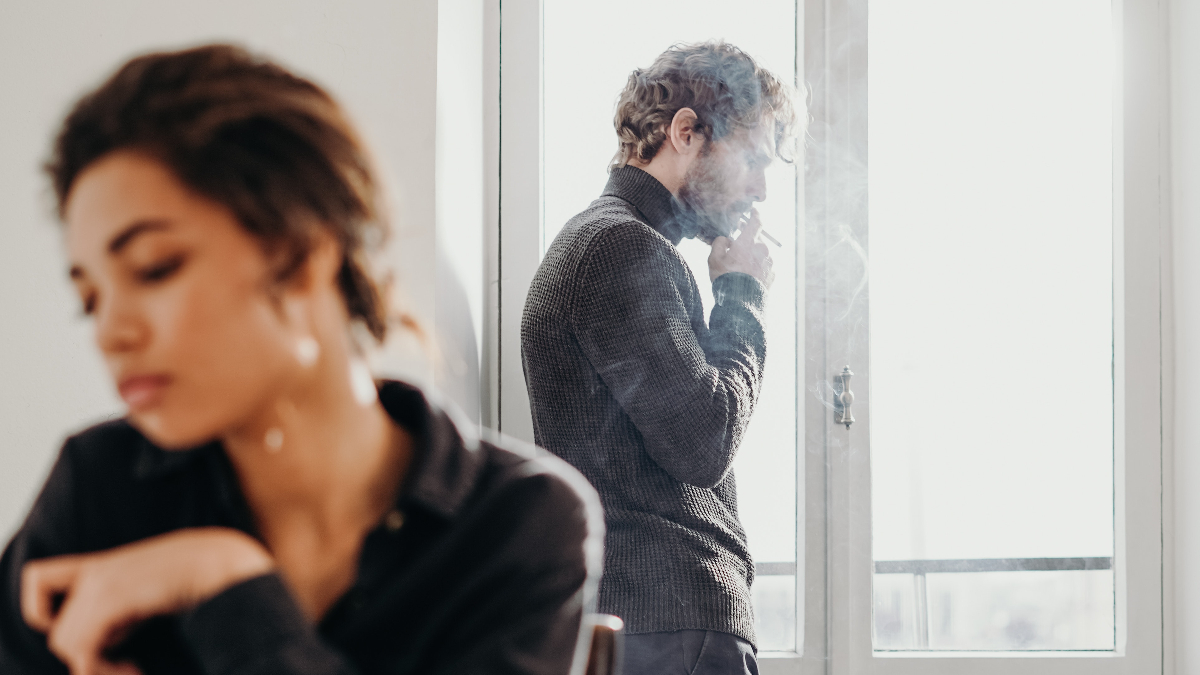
[77,253,188,317]
[136,254,187,284]
[80,292,97,317]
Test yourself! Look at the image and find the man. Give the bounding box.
[521,42,797,674]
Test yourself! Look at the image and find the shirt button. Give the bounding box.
[384,509,405,532]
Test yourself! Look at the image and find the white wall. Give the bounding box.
[0,0,443,539]
[434,0,489,424]
[1172,0,1200,668]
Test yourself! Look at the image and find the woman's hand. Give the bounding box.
[21,527,274,675]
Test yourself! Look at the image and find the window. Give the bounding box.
[493,0,1166,671]
[867,0,1115,652]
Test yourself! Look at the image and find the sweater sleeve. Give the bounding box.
[178,574,359,675]
[570,222,767,488]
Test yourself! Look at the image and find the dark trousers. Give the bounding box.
[623,630,758,675]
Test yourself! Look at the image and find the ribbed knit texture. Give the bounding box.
[521,166,767,646]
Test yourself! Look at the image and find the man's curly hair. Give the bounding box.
[611,41,800,171]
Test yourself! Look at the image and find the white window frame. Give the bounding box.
[488,0,1168,672]
[494,0,541,442]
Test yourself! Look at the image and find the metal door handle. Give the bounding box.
[834,366,855,429]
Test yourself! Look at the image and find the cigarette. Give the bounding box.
[738,209,782,247]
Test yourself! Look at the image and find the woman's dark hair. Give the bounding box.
[47,44,391,341]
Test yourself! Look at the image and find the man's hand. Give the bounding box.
[708,209,774,288]
[21,527,275,675]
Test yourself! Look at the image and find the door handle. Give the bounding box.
[834,366,855,429]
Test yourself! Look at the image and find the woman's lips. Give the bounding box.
[117,375,172,411]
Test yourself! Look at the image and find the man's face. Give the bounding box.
[677,120,775,243]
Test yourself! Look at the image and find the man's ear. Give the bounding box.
[667,108,702,157]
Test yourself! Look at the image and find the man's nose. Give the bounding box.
[748,169,767,202]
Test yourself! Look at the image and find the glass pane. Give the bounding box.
[925,570,1115,650]
[753,573,799,649]
[873,572,918,649]
[543,0,799,651]
[873,571,1115,651]
[867,0,1115,651]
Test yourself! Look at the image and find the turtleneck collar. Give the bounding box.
[601,165,699,245]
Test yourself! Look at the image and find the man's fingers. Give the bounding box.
[710,220,776,287]
[21,557,82,633]
[737,210,763,241]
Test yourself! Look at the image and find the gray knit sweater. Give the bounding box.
[520,166,767,645]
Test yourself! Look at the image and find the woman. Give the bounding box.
[0,45,602,675]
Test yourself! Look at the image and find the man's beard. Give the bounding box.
[675,148,751,244]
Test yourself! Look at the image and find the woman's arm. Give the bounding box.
[21,528,273,675]
[19,528,374,675]
[1,437,363,675]
[176,573,360,675]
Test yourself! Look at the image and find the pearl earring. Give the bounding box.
[349,359,377,406]
[295,336,320,368]
[264,427,284,453]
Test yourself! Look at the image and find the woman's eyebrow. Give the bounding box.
[68,219,174,281]
[108,219,171,254]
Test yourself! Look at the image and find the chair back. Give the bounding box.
[584,614,625,675]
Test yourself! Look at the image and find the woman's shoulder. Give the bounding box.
[60,418,210,486]
[21,419,220,556]
[461,429,604,584]
[45,419,158,491]
[382,380,603,562]
[477,429,604,522]
[64,417,143,455]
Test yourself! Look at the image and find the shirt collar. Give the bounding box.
[602,165,697,245]
[379,380,485,520]
[133,435,211,479]
[132,380,485,521]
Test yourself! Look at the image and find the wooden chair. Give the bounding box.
[584,614,625,675]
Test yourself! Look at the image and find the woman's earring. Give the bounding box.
[349,358,377,406]
[295,336,320,368]
[264,427,284,453]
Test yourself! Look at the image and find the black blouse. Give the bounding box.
[0,381,603,675]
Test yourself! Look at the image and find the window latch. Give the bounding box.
[834,366,855,429]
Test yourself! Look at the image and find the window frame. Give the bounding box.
[489,0,1168,671]
[495,0,541,442]
[792,0,1166,670]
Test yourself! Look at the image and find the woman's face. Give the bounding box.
[65,151,305,449]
